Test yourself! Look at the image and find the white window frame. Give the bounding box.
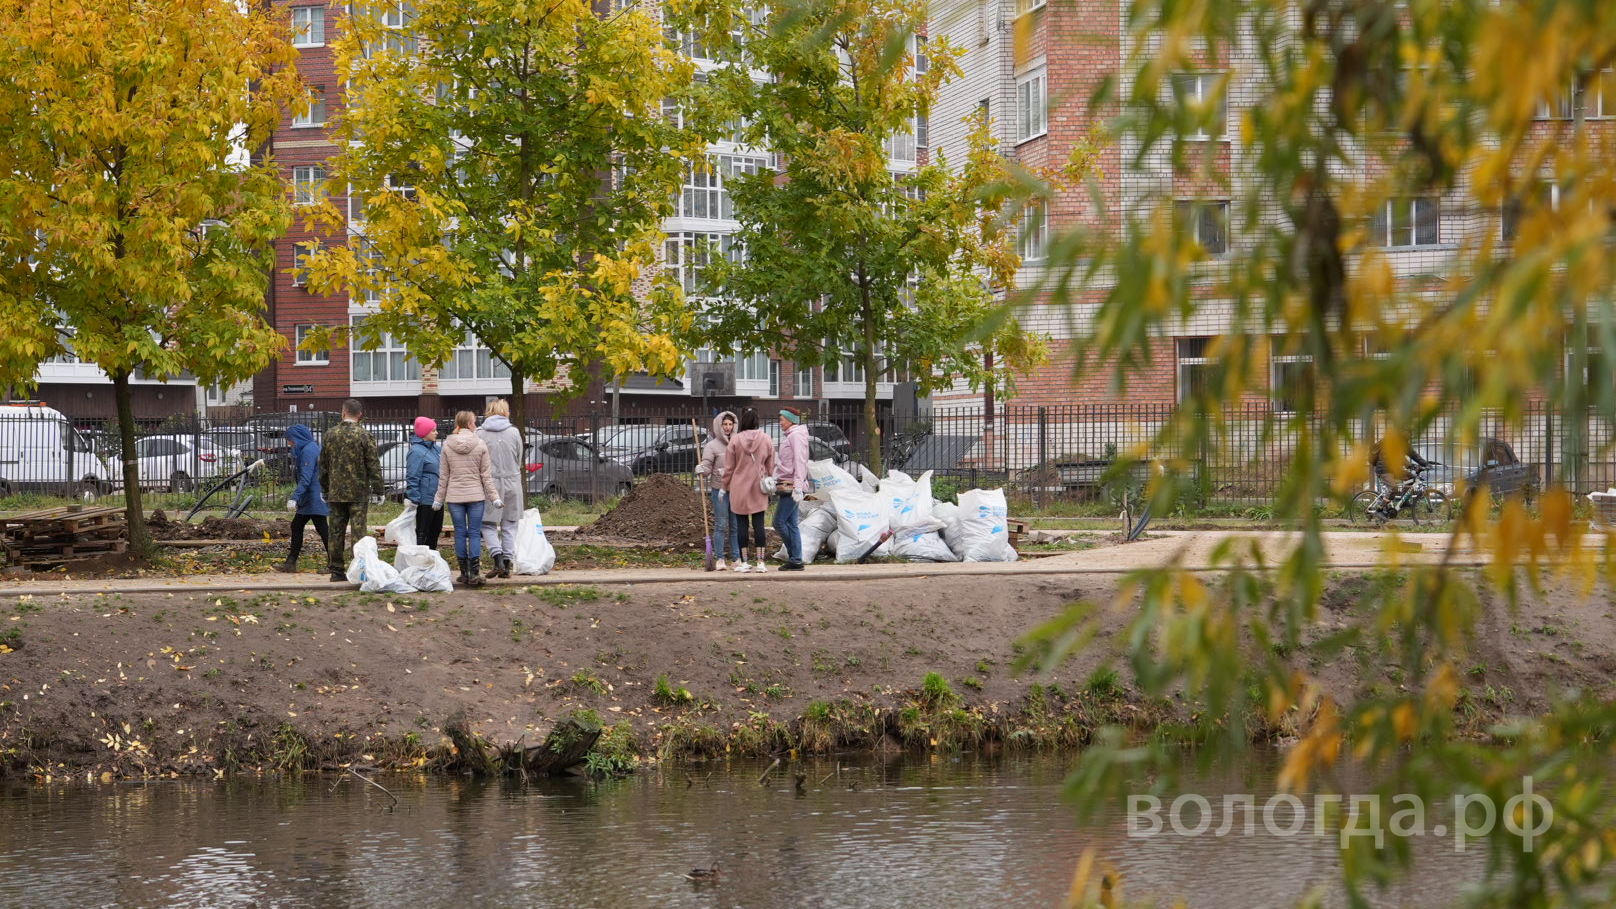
[1176,337,1214,402]
[349,316,419,385]
[346,184,366,225]
[1176,200,1230,256]
[437,331,511,384]
[292,88,326,128]
[291,6,325,47]
[1016,0,1046,15]
[294,324,328,365]
[1591,69,1615,119]
[292,166,326,206]
[675,154,769,222]
[1370,197,1440,249]
[1270,346,1313,415]
[1016,65,1048,143]
[1173,72,1227,140]
[665,231,739,296]
[1501,183,1563,244]
[795,363,815,399]
[1536,85,1575,120]
[1018,199,1048,264]
[291,242,315,288]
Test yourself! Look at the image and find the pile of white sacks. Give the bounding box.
[779,460,1018,564]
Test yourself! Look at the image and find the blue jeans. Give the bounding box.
[448,501,486,560]
[773,492,801,564]
[712,489,741,560]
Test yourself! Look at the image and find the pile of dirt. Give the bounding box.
[575,473,708,547]
[147,510,289,541]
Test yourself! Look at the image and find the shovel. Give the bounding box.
[694,419,716,572]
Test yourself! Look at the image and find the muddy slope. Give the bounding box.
[1,572,1610,778]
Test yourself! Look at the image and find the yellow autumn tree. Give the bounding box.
[302,0,713,440]
[1030,0,1616,904]
[0,0,302,552]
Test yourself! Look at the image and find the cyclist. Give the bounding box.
[1370,438,1433,495]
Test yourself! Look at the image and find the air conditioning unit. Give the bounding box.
[690,362,736,397]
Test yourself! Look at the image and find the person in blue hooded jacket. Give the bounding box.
[406,416,443,550]
[277,423,329,573]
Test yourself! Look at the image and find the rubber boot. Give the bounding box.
[492,553,511,579]
[274,557,298,574]
[469,555,487,588]
[456,557,470,586]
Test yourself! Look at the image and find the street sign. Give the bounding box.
[282,384,315,395]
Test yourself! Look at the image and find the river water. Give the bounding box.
[2,753,1485,908]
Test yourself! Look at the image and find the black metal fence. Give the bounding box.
[2,400,1613,517]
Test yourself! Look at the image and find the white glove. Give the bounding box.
[432,502,442,511]
[792,489,804,503]
[370,494,384,505]
[694,463,710,476]
[493,500,504,510]
[285,498,297,513]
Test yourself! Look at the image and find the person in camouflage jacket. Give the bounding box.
[318,399,385,580]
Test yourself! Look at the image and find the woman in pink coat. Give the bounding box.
[721,408,775,573]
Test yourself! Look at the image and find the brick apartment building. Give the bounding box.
[926,0,1616,413]
[253,0,912,429]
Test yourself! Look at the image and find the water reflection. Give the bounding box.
[1,753,1481,908]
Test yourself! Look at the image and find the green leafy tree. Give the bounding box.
[304,0,712,452]
[702,0,1047,473]
[0,0,300,553]
[1031,0,1616,904]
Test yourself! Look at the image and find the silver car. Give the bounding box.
[526,435,634,499]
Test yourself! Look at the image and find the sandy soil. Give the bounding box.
[2,566,1613,779]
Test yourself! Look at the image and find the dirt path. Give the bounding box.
[3,564,1612,780]
[0,529,1578,599]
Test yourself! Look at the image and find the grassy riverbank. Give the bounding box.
[1,571,1609,780]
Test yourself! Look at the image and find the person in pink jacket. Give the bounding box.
[773,407,809,571]
[721,408,775,573]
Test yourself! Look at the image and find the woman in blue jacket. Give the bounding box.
[278,423,329,573]
[406,416,443,550]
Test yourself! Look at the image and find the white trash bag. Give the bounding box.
[891,528,957,562]
[383,501,416,545]
[393,542,453,593]
[830,489,893,562]
[808,459,859,498]
[512,507,556,575]
[953,488,1018,562]
[345,536,418,593]
[775,505,839,563]
[882,470,945,535]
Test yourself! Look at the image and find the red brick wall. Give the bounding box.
[261,0,353,410]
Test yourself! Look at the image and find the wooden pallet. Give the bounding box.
[1,506,126,535]
[0,505,129,568]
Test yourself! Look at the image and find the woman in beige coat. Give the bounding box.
[432,411,501,587]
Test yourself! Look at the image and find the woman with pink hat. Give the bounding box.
[405,416,443,550]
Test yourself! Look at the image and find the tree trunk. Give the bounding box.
[113,370,154,557]
[508,367,527,510]
[861,301,883,476]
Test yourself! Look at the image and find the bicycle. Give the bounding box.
[1347,464,1452,526]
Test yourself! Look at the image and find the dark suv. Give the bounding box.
[598,424,707,476]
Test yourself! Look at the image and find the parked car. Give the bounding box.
[526,435,635,498]
[131,435,237,491]
[764,423,863,471]
[377,441,409,501]
[597,424,707,476]
[0,403,115,499]
[240,412,339,479]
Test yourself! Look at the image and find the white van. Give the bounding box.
[0,404,114,499]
